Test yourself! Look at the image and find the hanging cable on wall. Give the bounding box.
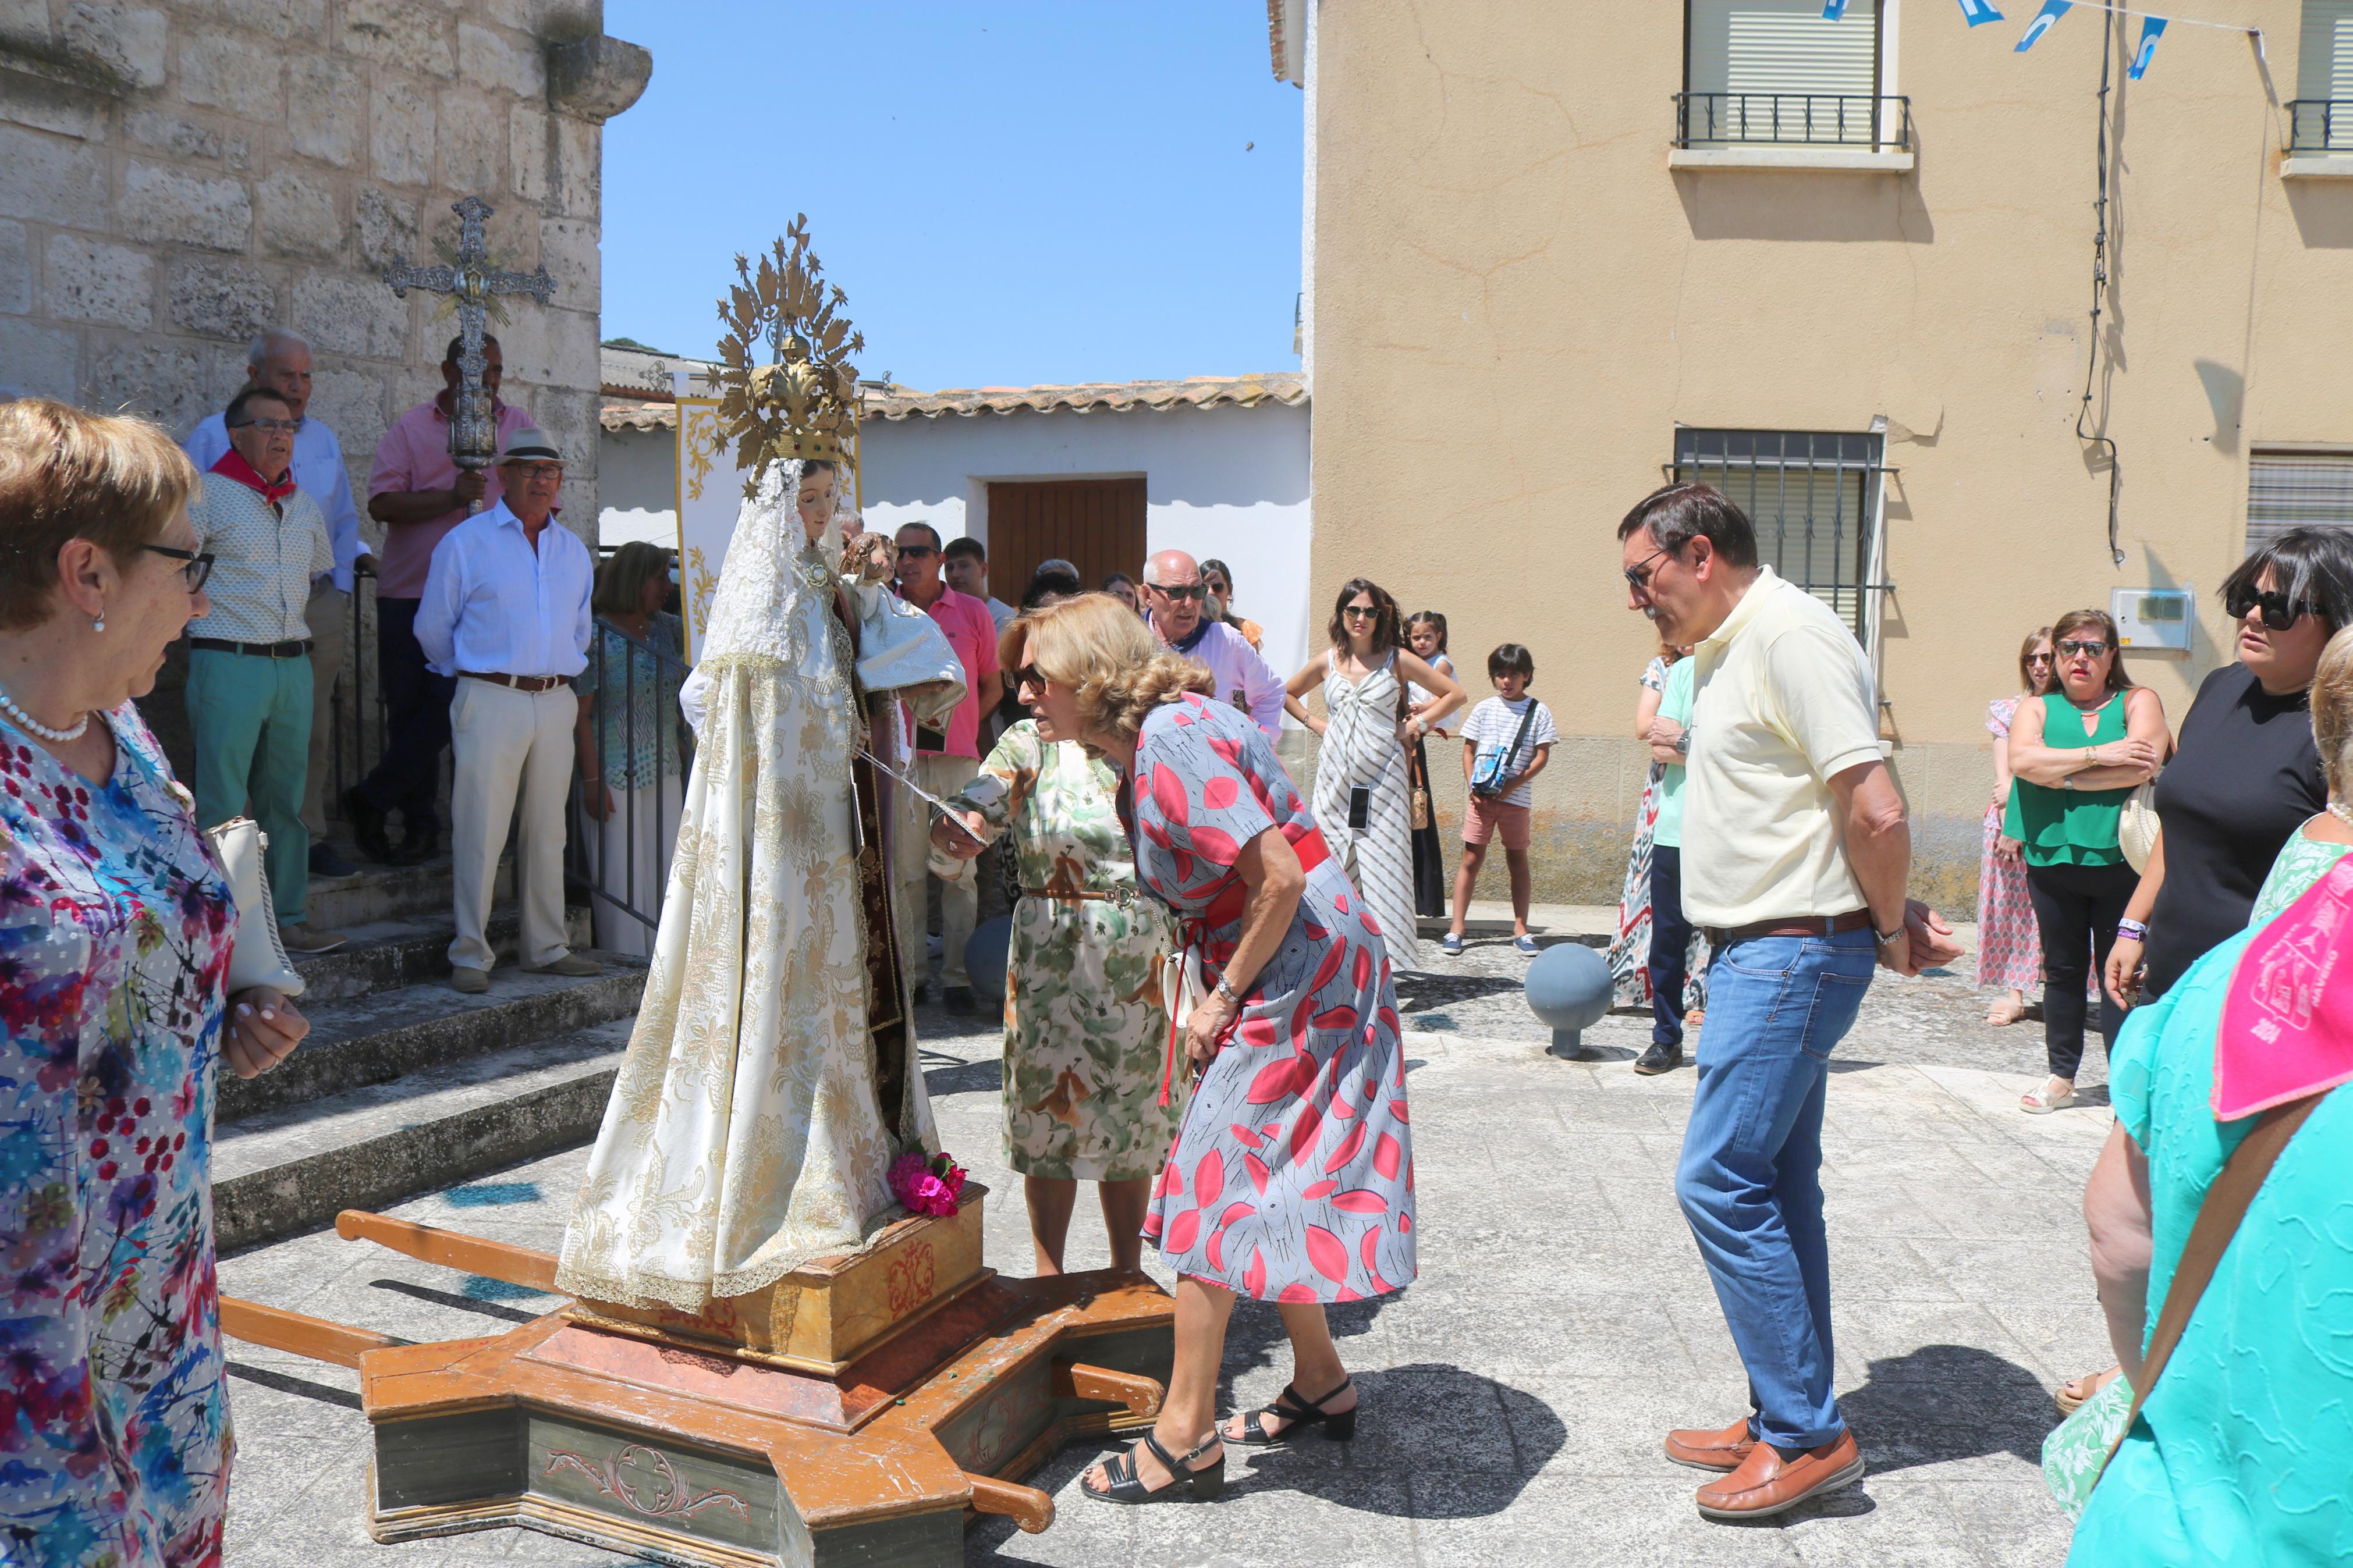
[2077,10,2126,567]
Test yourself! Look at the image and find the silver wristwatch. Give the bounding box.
[1213,975,1241,1005]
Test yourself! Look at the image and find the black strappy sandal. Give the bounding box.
[1230,1378,1357,1446]
[1082,1430,1226,1505]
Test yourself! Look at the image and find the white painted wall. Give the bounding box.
[598,423,680,549]
[857,400,1316,680]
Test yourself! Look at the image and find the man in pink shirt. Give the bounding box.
[893,521,1002,1014]
[343,335,533,865]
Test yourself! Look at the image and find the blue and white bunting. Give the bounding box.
[2128,16,2168,77]
[2015,0,2072,50]
[1957,0,2006,23]
[1823,0,1850,18]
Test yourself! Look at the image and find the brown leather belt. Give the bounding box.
[1022,888,1113,902]
[1701,909,1873,947]
[191,636,312,658]
[462,671,571,693]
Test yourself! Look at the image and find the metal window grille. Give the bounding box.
[1671,428,1887,638]
[2246,450,2353,552]
[2287,99,2353,150]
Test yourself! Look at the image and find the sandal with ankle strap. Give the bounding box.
[1082,1430,1225,1505]
[1230,1378,1357,1447]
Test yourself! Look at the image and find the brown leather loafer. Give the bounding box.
[1695,1430,1864,1520]
[1663,1416,1757,1472]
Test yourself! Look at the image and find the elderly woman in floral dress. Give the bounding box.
[932,603,1183,1275]
[0,401,307,1564]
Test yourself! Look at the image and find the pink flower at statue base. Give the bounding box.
[890,1150,966,1217]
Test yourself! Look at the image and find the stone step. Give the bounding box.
[304,852,508,930]
[291,905,591,1003]
[219,957,647,1122]
[213,1019,630,1253]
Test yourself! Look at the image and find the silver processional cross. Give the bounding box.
[383,196,555,511]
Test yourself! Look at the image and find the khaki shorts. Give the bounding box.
[1463,794,1531,851]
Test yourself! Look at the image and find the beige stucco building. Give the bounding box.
[1272,0,2353,906]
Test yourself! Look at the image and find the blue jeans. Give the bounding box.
[1674,928,1875,1450]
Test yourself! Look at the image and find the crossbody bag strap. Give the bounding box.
[1497,698,1539,780]
[2100,1093,2324,1475]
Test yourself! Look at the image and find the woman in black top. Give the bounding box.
[2104,527,2353,1005]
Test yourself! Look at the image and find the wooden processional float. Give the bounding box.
[221,1193,1174,1566]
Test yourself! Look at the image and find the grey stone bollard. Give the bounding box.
[1525,941,1612,1058]
[964,916,1013,1007]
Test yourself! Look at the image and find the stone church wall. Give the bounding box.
[0,0,647,543]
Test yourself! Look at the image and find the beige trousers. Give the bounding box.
[448,678,574,972]
[893,752,981,987]
[301,579,348,841]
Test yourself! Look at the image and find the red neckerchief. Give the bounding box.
[210,449,296,505]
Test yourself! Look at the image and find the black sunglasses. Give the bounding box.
[1154,582,1209,602]
[2057,638,2111,659]
[1013,663,1044,692]
[897,543,936,559]
[1624,545,1677,593]
[142,543,215,592]
[1343,605,1379,620]
[2226,583,2319,632]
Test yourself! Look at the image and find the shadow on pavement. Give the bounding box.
[1842,1342,2055,1474]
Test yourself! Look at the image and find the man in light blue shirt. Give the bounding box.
[183,330,374,879]
[415,426,595,993]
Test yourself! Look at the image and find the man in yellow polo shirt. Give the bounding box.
[1617,482,1961,1523]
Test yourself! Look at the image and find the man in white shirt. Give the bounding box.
[1620,481,1960,1524]
[183,330,374,879]
[1141,549,1284,739]
[416,427,595,994]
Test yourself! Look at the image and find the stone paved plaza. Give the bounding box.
[220,915,2109,1567]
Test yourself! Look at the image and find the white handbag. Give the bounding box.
[203,817,306,998]
[2120,774,2162,874]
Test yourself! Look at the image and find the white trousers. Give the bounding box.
[584,780,674,959]
[449,679,574,972]
[893,753,980,987]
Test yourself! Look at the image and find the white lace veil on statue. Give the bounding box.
[555,456,945,1312]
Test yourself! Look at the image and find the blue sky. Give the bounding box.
[599,3,1305,390]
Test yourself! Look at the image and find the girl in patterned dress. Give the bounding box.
[931,611,1184,1275]
[0,401,310,1566]
[1283,579,1463,973]
[1979,629,2056,1024]
[1010,596,1415,1508]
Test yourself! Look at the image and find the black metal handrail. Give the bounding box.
[2287,99,2352,152]
[566,613,694,942]
[324,562,387,826]
[1673,92,1912,152]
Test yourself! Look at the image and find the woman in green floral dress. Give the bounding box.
[934,705,1183,1275]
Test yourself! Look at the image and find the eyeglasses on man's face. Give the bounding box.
[230,417,299,435]
[142,543,216,593]
[1154,582,1208,602]
[896,543,936,560]
[2057,638,2111,659]
[1623,545,1678,594]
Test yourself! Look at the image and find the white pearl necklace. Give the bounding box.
[0,682,90,743]
[2330,800,2353,829]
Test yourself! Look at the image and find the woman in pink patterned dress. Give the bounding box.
[1979,628,2055,1024]
[1013,596,1412,1509]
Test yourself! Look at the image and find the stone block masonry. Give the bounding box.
[0,0,649,549]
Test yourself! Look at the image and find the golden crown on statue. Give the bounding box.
[712,214,878,495]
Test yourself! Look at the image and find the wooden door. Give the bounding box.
[985,478,1147,605]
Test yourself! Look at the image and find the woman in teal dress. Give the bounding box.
[932,609,1182,1276]
[2068,630,2353,1563]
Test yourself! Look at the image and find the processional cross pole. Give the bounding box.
[383,195,555,514]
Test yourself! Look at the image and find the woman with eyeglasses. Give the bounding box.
[0,400,310,1560]
[1978,627,2060,1027]
[1283,579,1464,972]
[2004,608,2169,1115]
[2103,529,2353,1012]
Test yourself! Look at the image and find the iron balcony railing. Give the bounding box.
[2287,99,2353,153]
[565,613,694,943]
[1673,91,1912,152]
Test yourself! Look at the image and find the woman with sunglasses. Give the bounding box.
[2103,530,2353,1011]
[0,401,309,1560]
[1978,627,2059,1026]
[2004,608,2168,1114]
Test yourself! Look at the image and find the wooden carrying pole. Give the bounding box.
[336,1208,560,1292]
[219,1297,399,1371]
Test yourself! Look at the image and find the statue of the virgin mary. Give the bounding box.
[555,226,962,1313]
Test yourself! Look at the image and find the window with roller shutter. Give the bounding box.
[1680,0,1891,148]
[2245,450,2353,553]
[2290,1,2353,150]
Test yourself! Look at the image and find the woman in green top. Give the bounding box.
[2004,607,2168,1113]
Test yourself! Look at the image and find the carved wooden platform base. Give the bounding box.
[221,1207,1173,1568]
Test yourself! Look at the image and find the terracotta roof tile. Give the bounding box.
[598,373,1307,433]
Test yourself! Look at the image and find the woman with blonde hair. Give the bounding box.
[1979,627,2059,1026]
[575,539,688,957]
[0,400,309,1558]
[1000,596,1412,1507]
[931,592,1181,1276]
